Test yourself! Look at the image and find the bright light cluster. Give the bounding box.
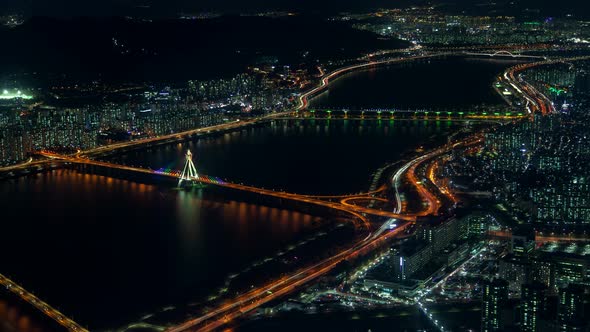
[0,89,33,100]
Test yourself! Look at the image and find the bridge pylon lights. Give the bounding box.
[178,149,199,187]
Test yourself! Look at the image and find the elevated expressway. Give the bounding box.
[0,274,88,332]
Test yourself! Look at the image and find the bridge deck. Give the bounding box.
[54,155,415,224]
[0,274,88,332]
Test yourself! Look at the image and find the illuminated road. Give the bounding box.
[488,230,590,243]
[340,196,390,207]
[427,157,457,204]
[0,274,88,332]
[0,158,46,172]
[281,113,524,122]
[499,55,590,116]
[405,150,442,216]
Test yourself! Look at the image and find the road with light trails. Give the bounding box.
[340,196,391,207]
[488,230,590,243]
[402,139,482,217]
[500,55,590,116]
[0,273,88,332]
[301,184,389,200]
[427,158,458,204]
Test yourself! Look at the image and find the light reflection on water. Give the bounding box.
[0,297,56,332]
[0,170,325,330]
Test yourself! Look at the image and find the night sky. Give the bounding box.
[1,0,589,17]
[3,0,419,16]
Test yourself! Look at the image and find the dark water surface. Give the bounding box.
[110,119,461,195]
[310,56,524,109]
[1,172,330,330]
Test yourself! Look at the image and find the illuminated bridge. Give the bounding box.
[42,150,423,224]
[0,274,88,332]
[38,137,472,234]
[462,50,547,60]
[298,108,527,120]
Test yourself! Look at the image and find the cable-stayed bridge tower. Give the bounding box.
[178,149,199,187]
